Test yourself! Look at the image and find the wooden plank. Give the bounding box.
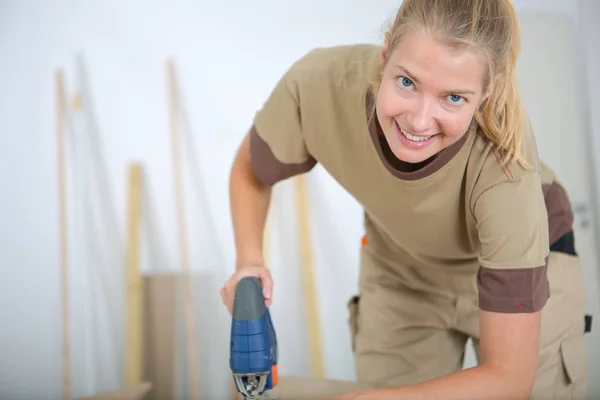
[142,274,177,400]
[125,164,143,385]
[294,174,325,378]
[75,382,152,400]
[270,376,374,400]
[55,68,71,400]
[166,58,202,400]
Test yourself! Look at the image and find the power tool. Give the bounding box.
[230,277,279,400]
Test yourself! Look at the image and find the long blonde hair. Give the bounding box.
[371,0,530,168]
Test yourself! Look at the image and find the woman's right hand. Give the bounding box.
[220,265,274,315]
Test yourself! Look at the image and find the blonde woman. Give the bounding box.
[221,0,588,398]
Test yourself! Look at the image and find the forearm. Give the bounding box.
[229,134,272,269]
[358,365,532,400]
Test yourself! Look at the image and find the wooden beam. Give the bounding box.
[270,376,374,399]
[75,382,152,400]
[55,68,71,400]
[166,58,202,400]
[125,163,143,386]
[294,174,324,378]
[142,274,177,400]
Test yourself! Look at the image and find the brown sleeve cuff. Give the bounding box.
[476,260,550,313]
[249,125,317,186]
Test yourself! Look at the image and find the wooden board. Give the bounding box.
[74,382,152,400]
[269,376,374,399]
[125,164,143,385]
[142,274,178,400]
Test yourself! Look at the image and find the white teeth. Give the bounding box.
[401,128,431,142]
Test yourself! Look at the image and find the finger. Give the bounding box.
[259,270,274,300]
[230,267,274,301]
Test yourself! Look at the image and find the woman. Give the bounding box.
[220,0,588,398]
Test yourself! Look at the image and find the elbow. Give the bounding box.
[485,364,537,400]
[512,374,536,400]
[230,132,268,189]
[230,132,252,180]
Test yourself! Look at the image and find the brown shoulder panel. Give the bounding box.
[476,260,549,313]
[543,181,575,245]
[249,125,317,186]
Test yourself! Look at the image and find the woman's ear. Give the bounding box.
[481,90,490,105]
[381,32,391,61]
[480,81,493,106]
[481,73,502,105]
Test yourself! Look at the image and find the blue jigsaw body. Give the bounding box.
[230,277,278,399]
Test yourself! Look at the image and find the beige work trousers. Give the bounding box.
[348,247,588,399]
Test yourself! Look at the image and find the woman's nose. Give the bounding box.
[406,98,435,133]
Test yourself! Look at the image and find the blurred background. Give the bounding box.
[1,0,599,399]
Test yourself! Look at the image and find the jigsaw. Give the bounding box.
[230,276,279,400]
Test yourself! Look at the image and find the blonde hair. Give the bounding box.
[370,0,531,168]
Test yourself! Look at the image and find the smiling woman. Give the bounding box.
[374,30,488,163]
[222,0,589,399]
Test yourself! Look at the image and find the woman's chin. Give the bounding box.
[391,146,436,164]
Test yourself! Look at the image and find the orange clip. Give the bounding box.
[271,364,279,386]
[361,235,368,247]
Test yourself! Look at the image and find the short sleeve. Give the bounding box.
[473,172,550,313]
[249,71,316,186]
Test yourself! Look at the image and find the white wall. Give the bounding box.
[576,2,600,394]
[517,10,600,396]
[0,1,598,399]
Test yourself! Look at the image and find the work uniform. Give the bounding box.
[248,44,588,399]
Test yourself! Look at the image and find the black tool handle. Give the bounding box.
[232,276,267,321]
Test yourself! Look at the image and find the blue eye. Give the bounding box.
[447,94,464,105]
[398,76,413,88]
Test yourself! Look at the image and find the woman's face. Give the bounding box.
[376,30,489,164]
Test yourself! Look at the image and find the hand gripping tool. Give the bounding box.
[230,277,279,400]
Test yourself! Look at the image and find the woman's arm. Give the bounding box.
[337,310,540,400]
[229,131,273,269]
[221,131,275,314]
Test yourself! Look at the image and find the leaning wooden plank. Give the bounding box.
[294,174,325,378]
[55,68,71,400]
[166,58,202,400]
[125,164,143,386]
[269,376,374,399]
[142,274,177,400]
[74,382,152,400]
